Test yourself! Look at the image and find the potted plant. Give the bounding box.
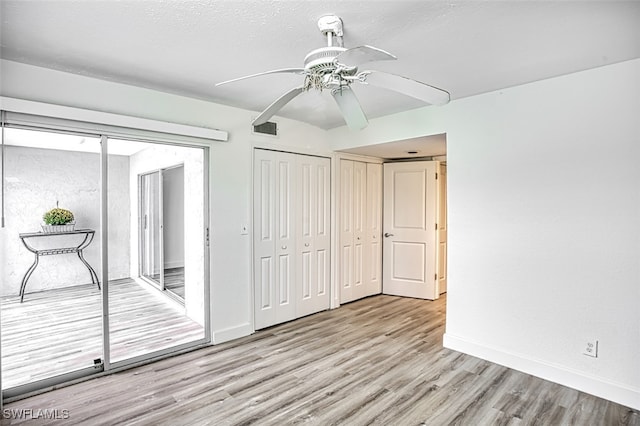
[42,203,75,233]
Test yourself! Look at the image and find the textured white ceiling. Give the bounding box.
[1,1,639,130]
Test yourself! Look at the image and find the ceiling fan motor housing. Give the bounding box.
[304,47,347,74]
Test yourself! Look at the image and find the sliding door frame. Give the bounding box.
[1,111,213,400]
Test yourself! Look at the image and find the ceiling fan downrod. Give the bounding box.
[318,14,344,48]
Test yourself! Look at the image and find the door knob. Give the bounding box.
[281,245,287,250]
[384,233,394,238]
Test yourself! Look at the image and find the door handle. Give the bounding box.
[384,233,394,238]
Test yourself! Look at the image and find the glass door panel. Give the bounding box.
[1,127,103,393]
[140,171,163,287]
[107,139,207,365]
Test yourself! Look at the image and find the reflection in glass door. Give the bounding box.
[139,166,186,301]
[108,139,207,365]
[140,171,163,287]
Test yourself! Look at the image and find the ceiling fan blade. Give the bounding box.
[253,87,306,126]
[335,45,397,67]
[216,68,306,86]
[332,86,368,131]
[361,71,450,106]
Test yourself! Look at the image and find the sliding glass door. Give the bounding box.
[0,128,104,395]
[138,165,186,301]
[1,125,210,397]
[107,139,206,365]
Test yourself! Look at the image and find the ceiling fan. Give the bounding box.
[216,15,450,130]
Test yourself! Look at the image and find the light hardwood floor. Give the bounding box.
[2,295,638,425]
[1,277,204,390]
[164,267,186,300]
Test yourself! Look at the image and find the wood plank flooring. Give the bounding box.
[2,295,639,425]
[164,267,185,300]
[1,278,204,390]
[146,268,185,301]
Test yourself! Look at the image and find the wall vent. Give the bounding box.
[253,121,278,136]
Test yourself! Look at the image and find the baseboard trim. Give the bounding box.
[443,333,640,411]
[163,261,185,270]
[212,323,253,344]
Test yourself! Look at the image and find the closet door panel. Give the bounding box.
[339,159,354,303]
[339,160,383,304]
[297,155,330,317]
[365,163,383,295]
[314,158,331,301]
[275,153,297,324]
[254,150,297,329]
[352,160,367,299]
[253,150,277,329]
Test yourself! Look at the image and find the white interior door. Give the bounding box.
[296,155,330,317]
[254,150,296,329]
[383,161,439,299]
[437,163,448,294]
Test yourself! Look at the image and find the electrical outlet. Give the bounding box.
[583,339,598,358]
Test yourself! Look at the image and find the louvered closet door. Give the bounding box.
[254,150,297,329]
[296,155,331,317]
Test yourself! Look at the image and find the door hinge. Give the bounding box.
[434,273,438,281]
[436,172,438,180]
[206,227,210,246]
[435,223,438,230]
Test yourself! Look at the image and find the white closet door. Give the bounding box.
[296,155,331,317]
[365,163,383,295]
[352,160,367,300]
[254,150,297,329]
[339,159,355,303]
[340,159,382,303]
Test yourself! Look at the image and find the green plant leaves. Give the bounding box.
[43,208,74,225]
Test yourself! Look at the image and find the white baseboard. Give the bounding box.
[443,333,640,411]
[212,323,253,344]
[164,261,185,269]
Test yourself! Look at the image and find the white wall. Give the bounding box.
[329,59,640,410]
[0,145,130,296]
[0,59,332,343]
